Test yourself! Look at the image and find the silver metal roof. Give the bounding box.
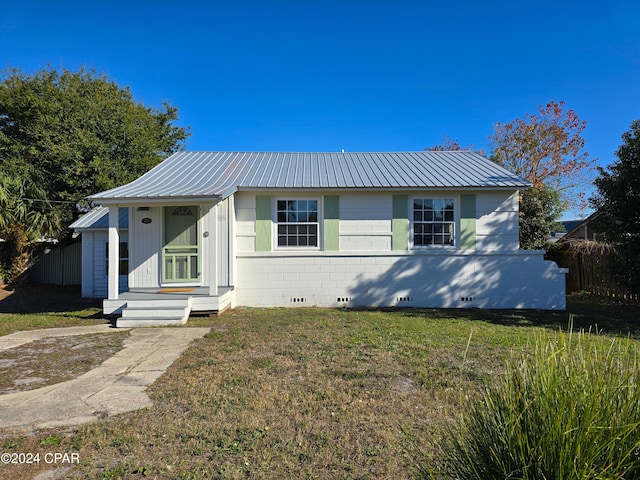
[89,151,530,203]
[69,206,128,230]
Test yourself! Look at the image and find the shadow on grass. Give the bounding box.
[0,283,103,317]
[395,294,640,338]
[2,284,638,337]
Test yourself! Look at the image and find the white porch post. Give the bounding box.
[108,205,120,300]
[228,194,236,287]
[209,203,218,297]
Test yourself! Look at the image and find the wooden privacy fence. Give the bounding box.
[29,241,82,285]
[546,240,639,302]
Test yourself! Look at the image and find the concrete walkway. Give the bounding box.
[0,325,210,432]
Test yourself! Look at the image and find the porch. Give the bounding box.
[104,286,234,328]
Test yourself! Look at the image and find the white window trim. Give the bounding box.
[273,196,322,251]
[409,195,460,250]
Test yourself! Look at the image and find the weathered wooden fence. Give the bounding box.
[28,242,81,285]
[546,240,639,301]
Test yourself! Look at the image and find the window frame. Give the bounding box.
[274,197,321,250]
[410,196,458,249]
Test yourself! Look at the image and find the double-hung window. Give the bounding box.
[413,198,455,246]
[277,200,319,247]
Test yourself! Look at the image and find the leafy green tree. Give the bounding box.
[0,66,189,280]
[0,173,60,281]
[591,120,640,292]
[490,101,594,249]
[518,185,564,250]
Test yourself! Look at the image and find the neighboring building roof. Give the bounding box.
[70,206,129,230]
[558,211,602,243]
[561,220,583,234]
[548,219,583,243]
[88,151,531,203]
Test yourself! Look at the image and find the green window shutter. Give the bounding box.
[460,194,476,251]
[392,195,409,250]
[323,195,340,251]
[255,195,272,252]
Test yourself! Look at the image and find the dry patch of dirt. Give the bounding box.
[0,332,129,395]
[0,285,11,301]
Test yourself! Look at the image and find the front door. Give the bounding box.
[162,206,200,283]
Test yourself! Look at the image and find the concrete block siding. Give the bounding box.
[235,252,566,310]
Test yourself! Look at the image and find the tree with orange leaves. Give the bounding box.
[490,101,595,249]
[490,100,595,206]
[425,102,594,249]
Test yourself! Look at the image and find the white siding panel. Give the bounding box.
[339,194,392,251]
[340,220,391,235]
[340,194,391,220]
[476,192,519,213]
[475,192,520,251]
[236,236,255,252]
[340,235,391,251]
[235,192,256,253]
[234,191,256,210]
[477,211,519,235]
[235,222,256,236]
[476,234,520,251]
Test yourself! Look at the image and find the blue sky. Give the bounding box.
[2,1,639,218]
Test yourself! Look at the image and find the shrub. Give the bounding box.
[433,324,640,479]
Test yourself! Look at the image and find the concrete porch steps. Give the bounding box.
[117,298,192,328]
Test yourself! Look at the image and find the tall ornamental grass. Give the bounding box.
[436,324,640,479]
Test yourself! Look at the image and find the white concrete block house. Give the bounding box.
[71,151,566,327]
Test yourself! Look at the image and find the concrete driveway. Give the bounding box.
[0,325,210,432]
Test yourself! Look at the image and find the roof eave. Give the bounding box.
[89,195,222,206]
[236,184,529,192]
[73,226,130,232]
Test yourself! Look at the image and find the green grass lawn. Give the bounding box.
[0,286,639,479]
[0,285,105,336]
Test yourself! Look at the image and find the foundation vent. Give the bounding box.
[337,297,352,303]
[460,296,474,302]
[290,297,306,303]
[396,297,413,303]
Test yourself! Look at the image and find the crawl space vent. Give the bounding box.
[396,297,413,303]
